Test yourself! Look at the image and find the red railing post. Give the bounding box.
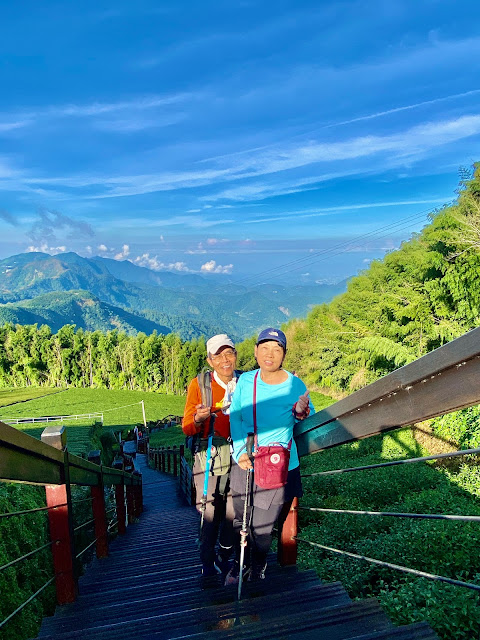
[88,451,108,559]
[278,497,298,566]
[41,426,77,605]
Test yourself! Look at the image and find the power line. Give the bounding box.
[233,207,435,287]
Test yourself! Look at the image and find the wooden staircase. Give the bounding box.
[35,455,438,640]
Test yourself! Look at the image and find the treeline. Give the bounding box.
[0,324,206,394]
[285,165,480,394]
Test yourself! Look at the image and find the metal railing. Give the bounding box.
[144,327,480,599]
[289,328,480,599]
[296,445,480,593]
[0,422,143,631]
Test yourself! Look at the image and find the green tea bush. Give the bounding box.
[298,426,480,639]
[431,407,480,449]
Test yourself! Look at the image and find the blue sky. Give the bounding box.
[1,0,480,284]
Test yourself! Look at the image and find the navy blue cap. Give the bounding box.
[256,328,287,349]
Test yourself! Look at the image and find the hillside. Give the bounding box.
[284,165,480,393]
[0,251,345,339]
[0,290,170,335]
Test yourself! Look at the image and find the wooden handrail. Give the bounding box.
[0,421,141,486]
[0,421,143,612]
[295,326,480,456]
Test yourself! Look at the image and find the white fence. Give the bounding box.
[1,412,104,425]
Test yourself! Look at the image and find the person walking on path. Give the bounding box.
[182,334,240,577]
[226,328,315,585]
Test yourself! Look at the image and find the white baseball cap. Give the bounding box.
[206,334,235,356]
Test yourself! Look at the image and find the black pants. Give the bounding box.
[229,463,302,570]
[231,491,285,569]
[193,457,234,567]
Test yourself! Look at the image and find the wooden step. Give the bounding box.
[38,581,350,638]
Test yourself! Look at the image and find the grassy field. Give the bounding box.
[0,388,186,428]
[0,387,61,408]
[0,388,186,457]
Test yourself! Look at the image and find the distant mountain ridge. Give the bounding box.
[0,252,347,339]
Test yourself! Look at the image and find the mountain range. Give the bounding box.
[0,252,347,339]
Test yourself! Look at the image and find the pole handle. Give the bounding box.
[246,432,254,463]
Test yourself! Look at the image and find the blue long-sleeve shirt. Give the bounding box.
[229,369,315,470]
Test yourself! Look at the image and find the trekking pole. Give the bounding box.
[199,412,216,536]
[238,432,254,600]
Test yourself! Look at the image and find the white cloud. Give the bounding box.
[98,244,108,252]
[200,260,233,274]
[133,253,192,272]
[27,244,66,254]
[21,112,479,204]
[206,238,229,245]
[85,245,93,254]
[114,244,130,260]
[0,119,32,133]
[185,242,207,256]
[46,93,192,118]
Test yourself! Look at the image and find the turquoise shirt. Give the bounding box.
[229,369,315,470]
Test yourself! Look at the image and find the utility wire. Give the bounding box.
[233,207,435,287]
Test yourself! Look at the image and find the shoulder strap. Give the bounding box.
[253,371,292,451]
[197,369,213,408]
[253,371,259,450]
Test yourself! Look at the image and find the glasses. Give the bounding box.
[210,349,236,362]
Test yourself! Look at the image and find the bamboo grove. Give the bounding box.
[0,325,206,394]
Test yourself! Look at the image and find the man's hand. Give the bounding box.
[194,403,211,424]
[295,391,310,417]
[238,452,254,470]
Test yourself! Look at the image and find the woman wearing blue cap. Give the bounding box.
[225,328,315,585]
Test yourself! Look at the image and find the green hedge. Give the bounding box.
[299,427,480,639]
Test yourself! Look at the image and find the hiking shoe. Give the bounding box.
[224,563,250,586]
[249,562,267,581]
[202,563,218,577]
[214,554,231,575]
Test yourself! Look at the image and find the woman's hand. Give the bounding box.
[295,391,310,419]
[238,452,254,470]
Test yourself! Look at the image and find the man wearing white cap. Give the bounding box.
[182,334,240,578]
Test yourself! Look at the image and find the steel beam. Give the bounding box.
[295,326,480,456]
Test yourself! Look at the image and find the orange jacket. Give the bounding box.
[182,375,231,439]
